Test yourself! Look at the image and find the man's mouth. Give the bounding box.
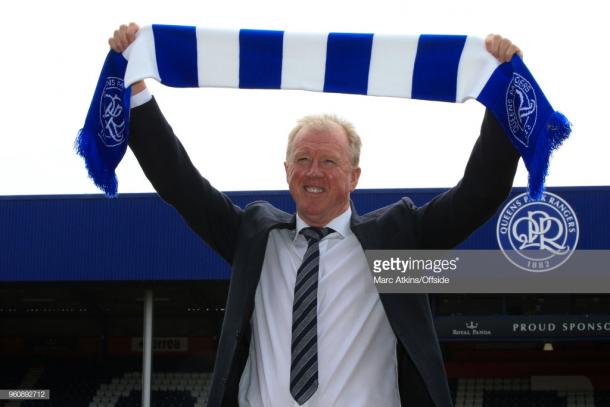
[305,186,325,193]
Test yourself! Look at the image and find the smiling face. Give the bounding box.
[284,122,361,227]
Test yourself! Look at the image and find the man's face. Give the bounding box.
[284,123,361,227]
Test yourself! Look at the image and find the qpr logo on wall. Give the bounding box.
[98,77,126,147]
[496,192,579,272]
[506,73,537,147]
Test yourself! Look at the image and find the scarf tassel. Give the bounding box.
[75,127,120,198]
[527,111,572,200]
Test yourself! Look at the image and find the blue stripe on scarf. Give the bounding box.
[324,33,374,95]
[239,29,284,89]
[412,35,467,102]
[153,25,198,87]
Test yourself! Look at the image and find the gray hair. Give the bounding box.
[286,114,362,166]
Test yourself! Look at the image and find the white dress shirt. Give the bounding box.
[239,208,400,407]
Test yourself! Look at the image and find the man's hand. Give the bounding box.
[485,34,523,63]
[109,22,146,94]
[109,22,140,52]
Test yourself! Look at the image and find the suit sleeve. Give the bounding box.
[415,109,520,249]
[128,97,242,264]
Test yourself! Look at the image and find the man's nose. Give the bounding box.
[305,160,324,177]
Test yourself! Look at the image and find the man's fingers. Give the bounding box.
[119,24,131,50]
[485,34,501,57]
[500,40,520,62]
[109,29,121,52]
[126,22,139,44]
[108,23,140,52]
[499,40,511,61]
[485,33,523,63]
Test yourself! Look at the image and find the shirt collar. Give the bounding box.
[294,207,352,242]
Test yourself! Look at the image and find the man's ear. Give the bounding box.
[284,161,289,183]
[350,167,361,191]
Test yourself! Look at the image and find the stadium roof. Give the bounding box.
[1,186,609,282]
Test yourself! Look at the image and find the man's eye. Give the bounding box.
[324,159,336,165]
[297,157,310,163]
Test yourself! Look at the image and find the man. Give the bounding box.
[111,23,522,407]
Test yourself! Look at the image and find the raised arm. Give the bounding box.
[110,23,243,263]
[415,34,522,249]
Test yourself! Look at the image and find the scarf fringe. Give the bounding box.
[75,128,119,198]
[527,111,572,201]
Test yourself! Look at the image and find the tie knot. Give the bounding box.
[300,227,334,245]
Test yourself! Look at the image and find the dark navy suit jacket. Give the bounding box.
[129,98,519,407]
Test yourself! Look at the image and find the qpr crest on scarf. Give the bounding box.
[98,77,126,147]
[496,192,579,272]
[505,73,537,148]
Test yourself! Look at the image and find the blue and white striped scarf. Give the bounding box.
[77,24,571,199]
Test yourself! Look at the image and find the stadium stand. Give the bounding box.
[450,377,610,407]
[7,360,213,407]
[0,363,29,394]
[483,390,567,407]
[18,361,126,407]
[114,389,196,407]
[102,371,212,407]
[595,391,610,407]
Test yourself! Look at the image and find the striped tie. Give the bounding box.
[290,227,333,405]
